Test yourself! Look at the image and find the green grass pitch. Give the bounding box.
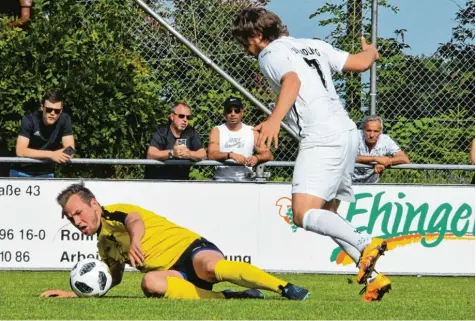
[0,271,473,320]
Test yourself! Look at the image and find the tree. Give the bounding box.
[436,0,474,119]
[0,0,164,178]
[0,0,280,179]
[310,0,474,183]
[310,0,401,119]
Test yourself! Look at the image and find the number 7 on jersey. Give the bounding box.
[303,57,327,90]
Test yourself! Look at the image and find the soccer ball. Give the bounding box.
[70,258,112,297]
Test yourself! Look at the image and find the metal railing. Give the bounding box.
[2,156,473,184]
[1,157,473,170]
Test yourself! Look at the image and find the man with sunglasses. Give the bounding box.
[146,102,206,180]
[208,96,273,181]
[10,91,75,178]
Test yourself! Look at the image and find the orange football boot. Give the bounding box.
[360,273,392,302]
[356,238,388,284]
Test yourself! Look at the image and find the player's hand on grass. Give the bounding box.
[361,36,380,61]
[50,149,72,164]
[129,240,145,268]
[40,289,77,298]
[254,119,281,149]
[230,152,247,165]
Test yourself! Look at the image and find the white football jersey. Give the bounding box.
[259,36,356,141]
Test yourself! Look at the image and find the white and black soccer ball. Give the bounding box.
[70,258,112,297]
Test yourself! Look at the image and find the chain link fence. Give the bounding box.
[77,0,474,183]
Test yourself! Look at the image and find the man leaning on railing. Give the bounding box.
[207,96,273,182]
[352,115,410,184]
[10,91,75,178]
[145,102,206,180]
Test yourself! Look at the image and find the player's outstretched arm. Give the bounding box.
[255,72,301,149]
[40,289,77,298]
[343,37,379,72]
[249,130,274,166]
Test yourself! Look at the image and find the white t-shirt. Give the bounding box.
[214,123,255,181]
[259,36,356,141]
[352,130,402,183]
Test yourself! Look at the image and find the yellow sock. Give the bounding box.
[164,277,225,300]
[214,260,287,294]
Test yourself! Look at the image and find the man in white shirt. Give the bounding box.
[232,7,390,301]
[353,116,410,183]
[208,96,273,181]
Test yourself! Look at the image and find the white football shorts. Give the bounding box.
[292,128,359,202]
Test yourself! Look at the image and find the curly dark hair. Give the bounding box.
[231,7,288,46]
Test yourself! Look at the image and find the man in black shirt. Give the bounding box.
[11,91,75,178]
[146,102,206,180]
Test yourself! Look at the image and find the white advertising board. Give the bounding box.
[0,179,473,275]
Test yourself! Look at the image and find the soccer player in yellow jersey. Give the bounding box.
[40,183,309,300]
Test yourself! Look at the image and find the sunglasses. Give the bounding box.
[44,107,62,115]
[174,113,192,120]
[225,107,242,114]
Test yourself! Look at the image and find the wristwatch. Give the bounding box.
[168,149,174,159]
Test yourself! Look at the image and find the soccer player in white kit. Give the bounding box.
[232,7,391,301]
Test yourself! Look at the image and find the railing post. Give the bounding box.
[370,0,378,116]
[255,164,270,182]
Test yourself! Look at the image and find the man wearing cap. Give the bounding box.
[208,96,273,181]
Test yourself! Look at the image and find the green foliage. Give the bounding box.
[311,0,474,185]
[311,0,400,115]
[0,0,270,179]
[0,0,164,178]
[387,110,474,164]
[0,0,472,182]
[381,108,474,184]
[149,0,277,155]
[379,0,474,176]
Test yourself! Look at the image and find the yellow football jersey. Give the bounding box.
[97,203,200,272]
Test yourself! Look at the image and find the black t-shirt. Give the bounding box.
[0,0,21,17]
[12,110,73,175]
[145,125,203,180]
